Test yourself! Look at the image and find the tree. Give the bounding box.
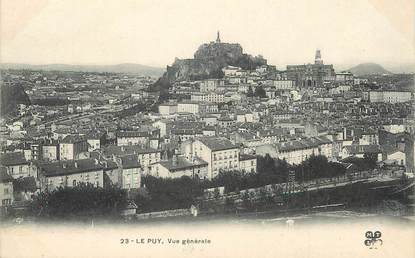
[141,175,203,212]
[31,183,128,219]
[254,86,266,98]
[247,86,254,97]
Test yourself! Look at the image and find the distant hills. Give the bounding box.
[0,63,165,77]
[348,63,392,76]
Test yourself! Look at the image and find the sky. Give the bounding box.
[1,0,414,69]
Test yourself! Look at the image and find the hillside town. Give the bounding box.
[0,33,414,220]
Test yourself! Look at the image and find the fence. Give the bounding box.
[135,208,191,220]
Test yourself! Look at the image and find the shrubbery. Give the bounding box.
[31,183,127,219]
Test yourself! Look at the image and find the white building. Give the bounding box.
[367,91,412,103]
[256,136,333,165]
[59,135,88,160]
[0,152,32,179]
[159,103,178,116]
[177,102,200,114]
[181,137,240,179]
[191,93,225,103]
[199,79,224,92]
[154,155,208,179]
[239,154,257,173]
[273,80,295,90]
[222,66,242,76]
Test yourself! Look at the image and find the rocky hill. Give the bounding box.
[151,39,267,92]
[1,84,31,117]
[348,63,392,76]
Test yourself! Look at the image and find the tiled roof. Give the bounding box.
[343,144,381,154]
[116,130,151,138]
[276,136,332,152]
[119,155,140,169]
[61,135,86,144]
[0,152,28,166]
[37,159,104,177]
[239,154,256,161]
[102,145,160,157]
[197,136,238,151]
[159,156,207,171]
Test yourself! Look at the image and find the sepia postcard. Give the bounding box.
[0,0,414,257]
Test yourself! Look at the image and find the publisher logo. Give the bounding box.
[364,231,383,249]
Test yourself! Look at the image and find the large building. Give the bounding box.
[59,135,88,160]
[100,145,161,174]
[36,159,107,191]
[190,92,225,103]
[177,102,200,114]
[286,50,335,87]
[0,152,31,179]
[364,90,412,103]
[256,136,333,165]
[181,136,240,179]
[116,128,160,149]
[154,155,208,179]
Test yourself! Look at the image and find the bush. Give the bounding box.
[31,183,128,219]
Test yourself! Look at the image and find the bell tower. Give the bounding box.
[315,49,323,64]
[216,31,221,43]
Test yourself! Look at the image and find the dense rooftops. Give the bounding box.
[275,136,332,152]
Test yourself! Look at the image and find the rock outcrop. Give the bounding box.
[151,38,267,92]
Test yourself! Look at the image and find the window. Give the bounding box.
[4,188,9,194]
[73,180,77,186]
[2,199,11,206]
